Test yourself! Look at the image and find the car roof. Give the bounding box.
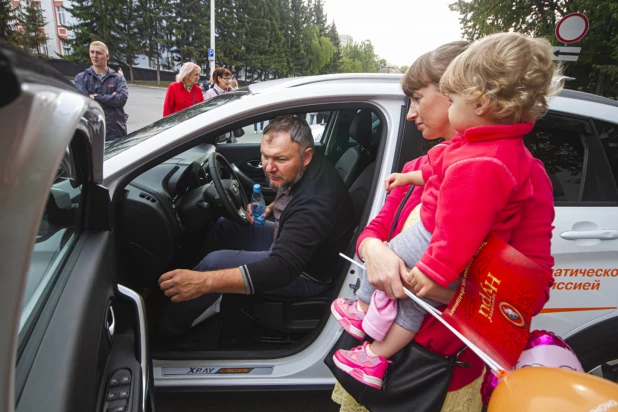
[248,73,404,94]
[248,73,618,110]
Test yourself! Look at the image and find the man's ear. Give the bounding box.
[303,147,313,167]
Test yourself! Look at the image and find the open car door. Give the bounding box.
[0,45,154,412]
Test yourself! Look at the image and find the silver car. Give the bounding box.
[3,44,618,412]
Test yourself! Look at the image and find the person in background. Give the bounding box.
[117,67,124,77]
[74,41,128,142]
[204,68,233,100]
[230,79,239,90]
[163,62,204,117]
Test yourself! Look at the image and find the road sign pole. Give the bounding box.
[210,0,215,79]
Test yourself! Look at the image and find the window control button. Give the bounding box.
[106,392,117,401]
[109,378,120,387]
[106,407,126,412]
[118,390,129,399]
[120,376,131,385]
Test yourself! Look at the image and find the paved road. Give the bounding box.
[125,85,167,133]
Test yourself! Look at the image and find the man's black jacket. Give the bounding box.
[241,152,355,294]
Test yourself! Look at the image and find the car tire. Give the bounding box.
[566,316,618,382]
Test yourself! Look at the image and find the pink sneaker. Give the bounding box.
[333,342,391,390]
[331,298,366,340]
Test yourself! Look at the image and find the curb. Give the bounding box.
[127,84,169,90]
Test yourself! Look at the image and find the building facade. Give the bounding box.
[10,0,76,58]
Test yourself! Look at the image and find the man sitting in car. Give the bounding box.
[159,115,355,334]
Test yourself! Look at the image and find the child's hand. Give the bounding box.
[384,173,407,192]
[406,267,439,298]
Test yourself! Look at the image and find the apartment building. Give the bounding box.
[11,0,75,58]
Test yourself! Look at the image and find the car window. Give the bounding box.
[595,119,618,189]
[524,125,584,202]
[421,116,587,203]
[104,90,250,159]
[18,145,82,347]
[228,112,330,145]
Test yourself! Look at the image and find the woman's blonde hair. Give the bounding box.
[440,32,562,124]
[401,41,470,97]
[176,62,200,83]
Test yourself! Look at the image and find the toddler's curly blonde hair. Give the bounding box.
[440,32,562,124]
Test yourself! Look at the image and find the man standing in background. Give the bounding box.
[74,41,129,141]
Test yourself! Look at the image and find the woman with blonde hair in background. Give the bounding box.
[163,62,204,117]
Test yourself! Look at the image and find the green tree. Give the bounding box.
[449,0,618,97]
[65,0,120,64]
[304,24,335,74]
[215,0,245,71]
[169,0,210,69]
[289,0,309,76]
[399,64,409,74]
[238,0,269,82]
[312,0,327,35]
[0,0,19,46]
[320,20,343,73]
[114,0,141,82]
[266,0,290,78]
[340,56,362,73]
[342,40,380,73]
[16,0,48,54]
[137,0,174,85]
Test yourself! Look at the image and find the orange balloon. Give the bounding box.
[488,367,618,412]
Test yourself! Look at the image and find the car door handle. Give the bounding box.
[560,230,618,240]
[246,161,262,169]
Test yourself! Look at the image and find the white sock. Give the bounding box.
[365,343,378,358]
[355,300,367,315]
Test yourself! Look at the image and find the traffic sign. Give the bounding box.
[552,46,581,62]
[556,13,589,44]
[208,48,215,61]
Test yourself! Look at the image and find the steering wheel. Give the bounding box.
[205,152,250,226]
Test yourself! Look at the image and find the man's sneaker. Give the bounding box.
[331,298,366,340]
[333,342,391,390]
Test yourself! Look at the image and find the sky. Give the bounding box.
[323,0,465,67]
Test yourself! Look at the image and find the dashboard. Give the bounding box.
[117,143,219,285]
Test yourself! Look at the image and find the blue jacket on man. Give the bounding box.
[74,67,128,141]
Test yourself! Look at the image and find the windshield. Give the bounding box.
[104,90,250,160]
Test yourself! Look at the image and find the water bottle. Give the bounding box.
[251,184,266,227]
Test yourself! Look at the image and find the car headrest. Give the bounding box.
[349,110,373,148]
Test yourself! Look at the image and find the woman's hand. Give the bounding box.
[359,238,409,300]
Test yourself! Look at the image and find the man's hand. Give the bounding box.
[360,238,409,299]
[246,202,273,225]
[159,269,207,302]
[89,94,95,99]
[406,266,440,298]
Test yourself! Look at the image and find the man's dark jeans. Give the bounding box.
[161,217,332,334]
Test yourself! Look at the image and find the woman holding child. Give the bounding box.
[331,34,558,411]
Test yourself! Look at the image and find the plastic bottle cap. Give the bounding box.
[253,184,261,192]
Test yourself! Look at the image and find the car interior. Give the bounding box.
[113,106,388,359]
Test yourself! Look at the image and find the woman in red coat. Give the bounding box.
[163,62,204,117]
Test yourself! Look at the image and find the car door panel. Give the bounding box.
[16,233,153,412]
